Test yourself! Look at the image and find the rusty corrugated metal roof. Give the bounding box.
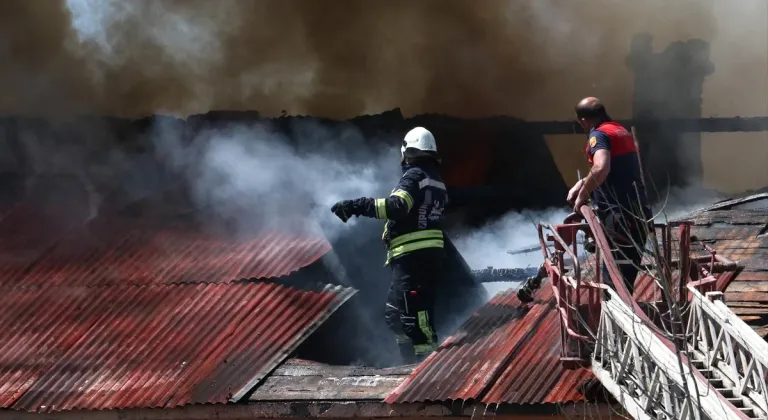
[385,285,591,405]
[481,292,591,405]
[388,199,763,406]
[387,271,740,406]
[0,176,333,288]
[0,281,355,413]
[0,214,331,288]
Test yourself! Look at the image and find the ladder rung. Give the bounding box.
[716,387,735,398]
[738,407,756,418]
[727,397,745,408]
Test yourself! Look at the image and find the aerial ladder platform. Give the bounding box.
[538,205,768,420]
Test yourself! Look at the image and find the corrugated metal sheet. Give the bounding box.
[0,177,333,287]
[481,287,589,405]
[385,285,591,405]
[388,202,763,406]
[0,215,331,288]
[0,281,355,413]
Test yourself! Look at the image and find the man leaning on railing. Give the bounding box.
[517,98,653,303]
[566,97,653,297]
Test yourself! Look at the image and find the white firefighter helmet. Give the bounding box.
[401,127,437,158]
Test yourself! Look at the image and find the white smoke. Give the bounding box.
[650,181,727,220]
[66,0,234,63]
[65,0,239,98]
[151,118,400,241]
[451,181,729,299]
[451,208,572,297]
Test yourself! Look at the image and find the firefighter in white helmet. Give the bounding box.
[331,126,447,363]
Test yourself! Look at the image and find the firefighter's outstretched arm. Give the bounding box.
[331,170,420,223]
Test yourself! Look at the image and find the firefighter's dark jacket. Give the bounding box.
[358,159,447,264]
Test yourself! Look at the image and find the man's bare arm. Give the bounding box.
[578,149,611,197]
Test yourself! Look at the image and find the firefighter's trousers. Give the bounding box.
[384,248,442,364]
[599,210,650,296]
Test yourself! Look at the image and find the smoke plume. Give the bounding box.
[1,0,762,278]
[650,181,728,220]
[2,0,762,120]
[451,183,729,299]
[451,208,571,297]
[150,117,401,241]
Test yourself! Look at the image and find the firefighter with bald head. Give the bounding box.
[568,97,653,295]
[331,127,447,363]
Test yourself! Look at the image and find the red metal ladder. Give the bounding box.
[537,206,765,420]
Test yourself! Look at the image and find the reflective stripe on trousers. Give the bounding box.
[414,310,436,355]
[395,318,436,354]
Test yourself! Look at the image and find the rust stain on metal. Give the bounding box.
[0,214,331,288]
[387,198,768,406]
[482,302,589,405]
[386,285,593,405]
[0,282,355,413]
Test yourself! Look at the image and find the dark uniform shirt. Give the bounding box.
[585,120,650,217]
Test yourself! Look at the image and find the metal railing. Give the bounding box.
[687,286,768,418]
[593,288,746,420]
[538,205,753,419]
[536,206,700,365]
[536,210,601,367]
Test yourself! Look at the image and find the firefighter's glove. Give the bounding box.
[331,199,361,223]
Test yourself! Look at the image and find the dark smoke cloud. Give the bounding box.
[2,0,761,368]
[3,0,757,232]
[0,0,738,120]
